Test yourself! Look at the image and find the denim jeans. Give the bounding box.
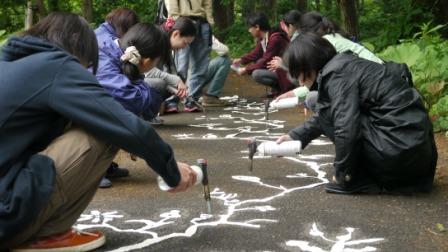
[176,22,212,100]
[204,56,231,97]
[252,69,279,90]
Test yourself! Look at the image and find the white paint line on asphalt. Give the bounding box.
[74,96,383,251]
[173,98,284,140]
[285,222,384,252]
[74,153,331,252]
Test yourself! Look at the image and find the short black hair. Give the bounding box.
[284,33,336,80]
[246,12,271,31]
[22,12,99,74]
[299,11,344,37]
[106,7,140,38]
[283,10,302,28]
[120,23,170,82]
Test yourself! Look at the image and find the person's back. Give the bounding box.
[0,36,82,165]
[1,12,195,250]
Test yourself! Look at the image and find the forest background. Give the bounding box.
[1,0,448,132]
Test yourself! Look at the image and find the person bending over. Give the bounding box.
[145,17,195,114]
[94,7,140,188]
[277,34,437,194]
[165,0,214,112]
[0,12,197,251]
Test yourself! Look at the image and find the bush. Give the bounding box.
[379,23,448,131]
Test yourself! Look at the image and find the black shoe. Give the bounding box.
[105,162,129,178]
[324,181,381,194]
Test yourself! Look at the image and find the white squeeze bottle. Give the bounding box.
[269,97,299,109]
[158,165,204,191]
[256,141,302,156]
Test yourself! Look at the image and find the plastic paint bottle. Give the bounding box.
[256,141,302,156]
[269,97,299,109]
[230,64,241,72]
[158,165,204,191]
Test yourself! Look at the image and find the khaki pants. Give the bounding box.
[7,127,118,247]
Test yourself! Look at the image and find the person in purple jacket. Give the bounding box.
[94,8,167,188]
[232,12,293,97]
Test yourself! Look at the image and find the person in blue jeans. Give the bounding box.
[200,36,232,107]
[165,0,214,112]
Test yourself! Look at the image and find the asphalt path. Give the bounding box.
[77,75,448,252]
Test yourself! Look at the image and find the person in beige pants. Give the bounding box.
[1,13,196,251]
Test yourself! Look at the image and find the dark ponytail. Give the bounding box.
[120,23,170,82]
[299,11,346,37]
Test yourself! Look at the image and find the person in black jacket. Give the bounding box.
[0,12,197,251]
[277,33,437,194]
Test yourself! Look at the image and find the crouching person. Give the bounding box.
[0,12,197,251]
[277,34,437,194]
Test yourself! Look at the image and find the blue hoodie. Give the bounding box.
[0,36,180,244]
[94,22,162,118]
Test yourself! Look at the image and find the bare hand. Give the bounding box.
[237,67,246,76]
[276,134,292,144]
[232,58,241,65]
[267,56,282,72]
[176,81,188,98]
[275,90,295,101]
[168,162,197,193]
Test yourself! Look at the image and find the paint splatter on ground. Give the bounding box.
[79,76,448,251]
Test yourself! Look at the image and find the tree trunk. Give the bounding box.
[35,0,47,20]
[257,0,277,21]
[413,0,448,37]
[337,0,359,39]
[241,0,256,19]
[435,0,448,37]
[25,1,33,30]
[296,0,308,11]
[82,0,93,22]
[212,0,234,29]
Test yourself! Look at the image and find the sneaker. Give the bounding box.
[99,177,112,188]
[201,95,232,107]
[164,102,178,113]
[184,100,202,112]
[12,229,105,252]
[148,116,164,125]
[324,181,381,195]
[105,162,129,178]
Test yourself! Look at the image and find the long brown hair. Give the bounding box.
[22,12,99,73]
[106,8,140,38]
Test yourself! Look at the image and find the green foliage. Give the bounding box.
[0,29,8,46]
[379,23,448,131]
[360,0,433,51]
[214,19,253,58]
